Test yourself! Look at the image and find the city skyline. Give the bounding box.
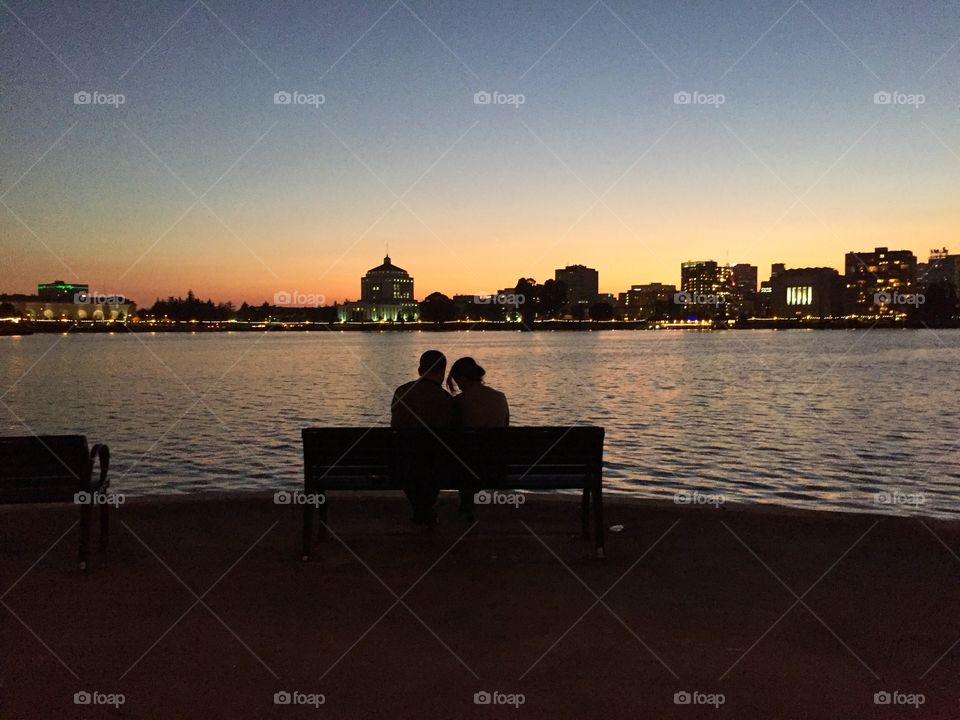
[2,1,959,305]
[2,242,948,308]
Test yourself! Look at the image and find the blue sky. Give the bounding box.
[2,0,958,304]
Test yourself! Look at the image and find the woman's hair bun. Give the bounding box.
[450,356,485,382]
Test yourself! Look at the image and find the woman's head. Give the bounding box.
[447,356,485,393]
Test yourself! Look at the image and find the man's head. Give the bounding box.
[418,350,446,383]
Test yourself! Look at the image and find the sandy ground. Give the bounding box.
[1,492,958,719]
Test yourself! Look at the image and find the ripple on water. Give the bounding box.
[2,331,960,519]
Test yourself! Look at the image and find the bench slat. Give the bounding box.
[302,427,603,489]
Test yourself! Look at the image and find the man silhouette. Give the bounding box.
[391,350,454,524]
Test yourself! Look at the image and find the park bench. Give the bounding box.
[0,435,111,570]
[300,426,605,558]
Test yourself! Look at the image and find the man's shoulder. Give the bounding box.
[394,378,453,403]
[393,379,419,397]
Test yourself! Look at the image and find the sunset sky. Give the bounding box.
[2,0,959,306]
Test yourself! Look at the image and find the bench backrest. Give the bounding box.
[302,427,603,490]
[0,435,92,504]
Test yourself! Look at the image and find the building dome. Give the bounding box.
[366,255,408,275]
[362,255,414,303]
[338,254,419,322]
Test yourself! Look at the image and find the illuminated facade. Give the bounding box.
[679,260,733,319]
[680,261,735,297]
[337,255,419,322]
[619,283,677,320]
[844,247,917,316]
[2,280,134,322]
[38,280,88,302]
[786,286,812,306]
[770,268,843,318]
[16,299,133,322]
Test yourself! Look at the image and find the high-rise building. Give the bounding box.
[924,247,960,290]
[755,264,785,317]
[844,247,917,316]
[555,264,599,308]
[680,261,730,295]
[732,264,757,293]
[679,260,732,318]
[729,264,758,317]
[338,255,419,322]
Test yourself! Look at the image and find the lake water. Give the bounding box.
[1,329,958,518]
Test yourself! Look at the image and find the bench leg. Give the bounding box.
[592,483,605,559]
[99,502,110,551]
[78,502,91,571]
[581,488,591,538]
[302,503,313,561]
[317,494,327,540]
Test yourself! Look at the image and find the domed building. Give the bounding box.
[338,255,419,322]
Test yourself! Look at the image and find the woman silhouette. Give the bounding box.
[447,357,509,522]
[447,357,509,428]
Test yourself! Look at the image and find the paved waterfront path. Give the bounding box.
[1,494,958,718]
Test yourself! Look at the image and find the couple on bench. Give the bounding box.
[391,350,509,526]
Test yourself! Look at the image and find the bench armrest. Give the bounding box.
[89,444,110,493]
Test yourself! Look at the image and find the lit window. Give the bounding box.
[786,286,813,305]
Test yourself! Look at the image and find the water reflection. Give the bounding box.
[1,329,958,518]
